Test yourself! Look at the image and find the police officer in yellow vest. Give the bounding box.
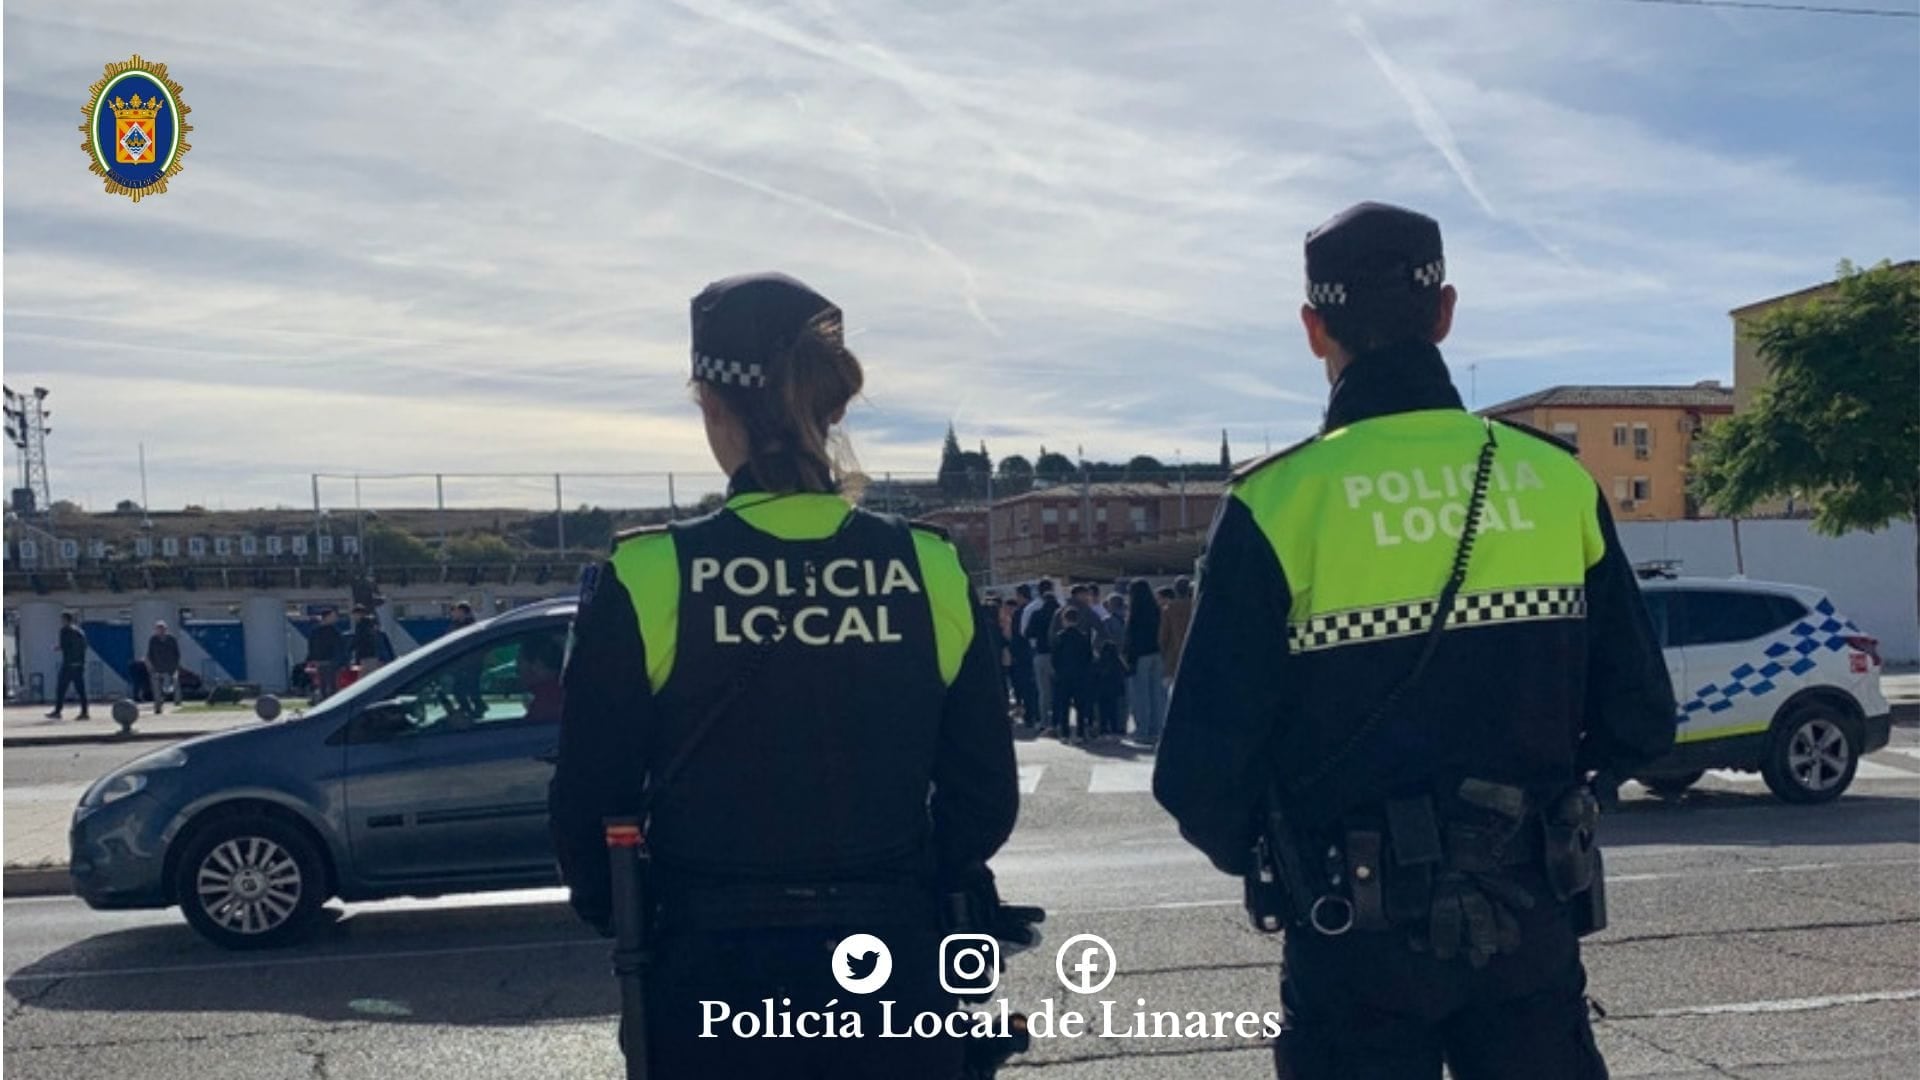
[1153,204,1677,1080]
[550,273,1023,1078]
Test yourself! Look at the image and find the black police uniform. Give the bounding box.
[549,274,1020,1079]
[1152,204,1677,1080]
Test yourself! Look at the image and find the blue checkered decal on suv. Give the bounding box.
[1677,598,1859,720]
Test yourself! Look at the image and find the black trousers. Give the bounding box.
[52,664,88,715]
[631,923,965,1080]
[1274,891,1607,1080]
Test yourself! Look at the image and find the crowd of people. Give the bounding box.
[980,575,1193,745]
[301,604,399,702]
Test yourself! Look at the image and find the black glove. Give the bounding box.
[992,903,1047,956]
[1412,872,1534,969]
[1589,769,1623,814]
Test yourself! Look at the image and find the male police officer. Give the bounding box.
[1153,202,1676,1079]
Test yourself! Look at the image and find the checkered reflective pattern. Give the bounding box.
[1677,598,1860,719]
[1306,282,1348,307]
[1288,585,1587,654]
[692,351,766,388]
[1412,258,1446,287]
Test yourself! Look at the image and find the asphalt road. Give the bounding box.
[5,732,1918,1079]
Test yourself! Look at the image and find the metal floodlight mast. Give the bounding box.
[3,385,53,516]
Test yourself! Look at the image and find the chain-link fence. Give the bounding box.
[4,466,1233,592]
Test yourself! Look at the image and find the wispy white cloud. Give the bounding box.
[3,0,1914,510]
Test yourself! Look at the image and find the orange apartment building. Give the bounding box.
[1480,383,1734,521]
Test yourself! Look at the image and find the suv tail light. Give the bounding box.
[1844,634,1882,667]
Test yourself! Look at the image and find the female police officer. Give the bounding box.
[549,272,1021,1079]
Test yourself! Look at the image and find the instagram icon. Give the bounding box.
[938,934,1001,996]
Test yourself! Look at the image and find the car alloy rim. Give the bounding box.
[197,836,302,935]
[1786,718,1849,793]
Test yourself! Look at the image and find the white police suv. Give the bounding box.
[1633,575,1891,804]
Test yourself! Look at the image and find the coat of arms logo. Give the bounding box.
[80,55,192,202]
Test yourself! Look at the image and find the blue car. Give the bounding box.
[71,599,576,949]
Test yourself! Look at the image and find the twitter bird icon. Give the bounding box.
[831,933,893,995]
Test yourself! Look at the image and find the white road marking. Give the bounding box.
[1644,988,1920,1018]
[1087,763,1154,794]
[1018,765,1046,794]
[2,784,87,806]
[1877,746,1920,766]
[6,938,602,983]
[6,859,1912,984]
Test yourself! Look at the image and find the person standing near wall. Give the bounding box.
[1124,579,1168,744]
[46,613,90,720]
[146,621,182,716]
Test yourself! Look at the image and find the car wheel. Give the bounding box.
[1761,702,1858,805]
[174,813,326,950]
[1641,770,1706,798]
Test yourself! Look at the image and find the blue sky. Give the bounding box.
[4,0,1916,512]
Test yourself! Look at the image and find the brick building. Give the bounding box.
[1480,383,1734,521]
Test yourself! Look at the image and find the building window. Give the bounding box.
[162,537,180,558]
[318,535,334,556]
[59,540,80,562]
[215,537,233,557]
[1632,423,1651,459]
[188,537,207,559]
[1552,422,1579,449]
[291,535,308,556]
[1612,423,1628,447]
[1632,477,1652,501]
[241,536,260,557]
[266,536,283,557]
[1041,507,1059,525]
[1095,506,1109,524]
[135,537,154,558]
[1130,506,1150,533]
[1612,477,1629,501]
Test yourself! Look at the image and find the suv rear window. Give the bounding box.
[1673,590,1807,647]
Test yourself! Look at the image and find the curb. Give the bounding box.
[4,729,223,749]
[3,866,72,898]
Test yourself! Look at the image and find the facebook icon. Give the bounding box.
[1055,933,1118,995]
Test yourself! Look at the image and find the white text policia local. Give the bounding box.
[691,556,920,647]
[700,998,1285,1041]
[1342,459,1546,547]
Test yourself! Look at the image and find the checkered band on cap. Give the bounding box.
[691,351,766,389]
[1412,258,1446,288]
[1307,281,1348,307]
[1288,585,1586,654]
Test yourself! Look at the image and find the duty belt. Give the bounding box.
[656,880,937,933]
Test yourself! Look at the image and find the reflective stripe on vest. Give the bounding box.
[1231,410,1605,655]
[609,492,975,689]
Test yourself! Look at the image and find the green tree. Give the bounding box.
[938,424,966,495]
[1035,447,1076,483]
[1126,455,1166,480]
[364,523,436,566]
[115,499,142,513]
[443,533,519,563]
[1692,260,1920,623]
[996,454,1034,496]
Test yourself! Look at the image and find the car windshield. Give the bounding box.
[291,609,561,719]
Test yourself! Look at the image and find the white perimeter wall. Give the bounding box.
[1618,519,1918,665]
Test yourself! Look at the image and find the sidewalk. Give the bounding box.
[2,704,261,748]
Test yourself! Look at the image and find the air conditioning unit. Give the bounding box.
[1618,499,1637,511]
[1633,446,1651,460]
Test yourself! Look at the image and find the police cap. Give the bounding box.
[1303,202,1445,311]
[690,272,843,390]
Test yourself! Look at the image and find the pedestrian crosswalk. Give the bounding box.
[1010,747,1920,797]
